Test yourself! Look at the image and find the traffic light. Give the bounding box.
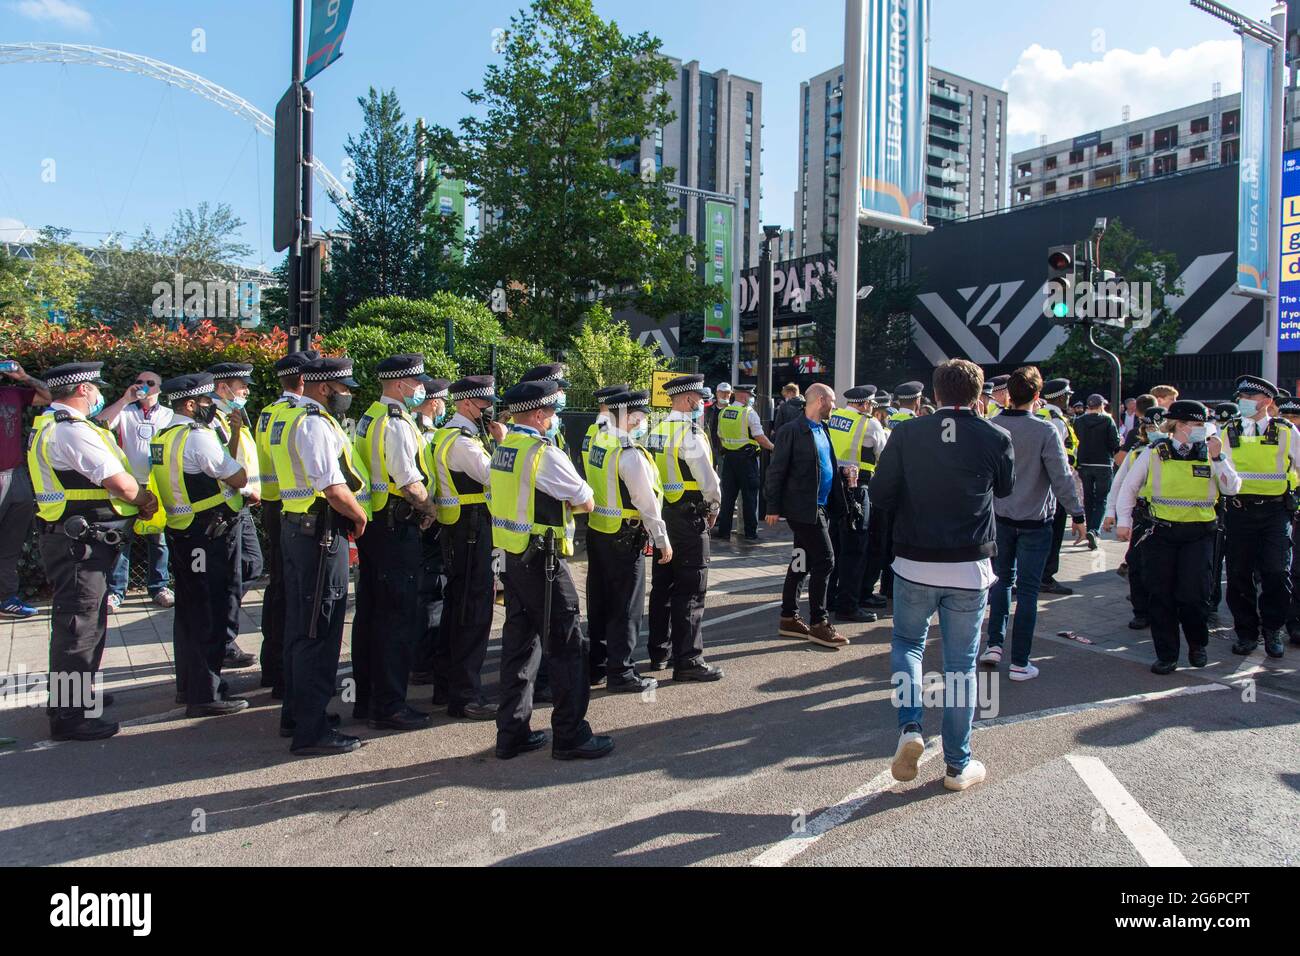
[1045,244,1077,324]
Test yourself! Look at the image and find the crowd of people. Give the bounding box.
[3,351,1297,793]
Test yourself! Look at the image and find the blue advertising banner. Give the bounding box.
[305,0,355,82]
[1237,34,1273,296]
[1278,150,1300,351]
[859,0,930,235]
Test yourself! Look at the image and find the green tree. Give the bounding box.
[0,244,33,322]
[1045,219,1184,392]
[27,228,92,325]
[437,0,716,346]
[565,303,668,407]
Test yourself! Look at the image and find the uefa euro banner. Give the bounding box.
[703,200,735,343]
[305,0,355,82]
[859,0,930,235]
[1237,33,1273,297]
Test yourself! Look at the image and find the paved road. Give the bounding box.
[1,535,1296,867]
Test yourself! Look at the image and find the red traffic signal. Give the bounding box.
[1048,249,1073,272]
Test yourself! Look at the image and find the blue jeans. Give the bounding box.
[890,573,987,771]
[987,520,1053,667]
[108,530,170,597]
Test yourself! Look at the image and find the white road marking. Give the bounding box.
[1065,754,1191,867]
[747,682,1227,867]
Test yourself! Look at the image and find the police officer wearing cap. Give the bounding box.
[1218,375,1300,659]
[254,351,318,697]
[826,385,886,621]
[707,382,732,462]
[987,374,1010,418]
[489,378,614,760]
[1037,378,1079,595]
[714,383,774,542]
[519,363,570,449]
[583,383,630,456]
[1116,401,1241,673]
[409,376,451,686]
[151,373,252,717]
[647,374,725,680]
[207,362,262,669]
[425,375,504,718]
[350,354,439,731]
[28,362,160,740]
[586,389,669,692]
[269,356,370,755]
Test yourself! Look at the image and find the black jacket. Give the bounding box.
[869,409,1015,563]
[773,397,806,434]
[765,413,844,525]
[1074,411,1121,467]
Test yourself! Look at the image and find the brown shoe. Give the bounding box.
[807,621,849,648]
[779,614,812,639]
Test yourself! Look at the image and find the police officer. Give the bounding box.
[1219,375,1300,659]
[586,389,668,692]
[489,379,614,760]
[269,356,370,755]
[714,383,774,542]
[1037,378,1079,595]
[426,375,503,719]
[826,385,886,623]
[1116,401,1241,673]
[582,383,630,455]
[152,373,252,717]
[519,363,570,449]
[986,374,1010,418]
[28,362,159,740]
[1104,402,1165,629]
[409,376,451,687]
[253,350,317,698]
[351,354,438,731]
[647,374,725,680]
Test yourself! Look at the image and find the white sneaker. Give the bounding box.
[979,645,1003,667]
[890,728,925,782]
[1009,663,1040,682]
[152,588,175,608]
[943,759,987,792]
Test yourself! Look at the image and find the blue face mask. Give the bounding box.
[554,392,568,413]
[88,392,105,418]
[433,410,447,426]
[404,386,426,410]
[689,405,704,422]
[1188,426,1208,444]
[1237,398,1259,418]
[630,423,649,442]
[546,418,561,439]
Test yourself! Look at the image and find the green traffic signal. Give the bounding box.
[1052,300,1070,319]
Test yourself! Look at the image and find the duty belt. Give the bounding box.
[1228,493,1288,509]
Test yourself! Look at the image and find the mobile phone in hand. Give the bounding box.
[0,360,17,373]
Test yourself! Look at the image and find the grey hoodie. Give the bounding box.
[991,409,1085,523]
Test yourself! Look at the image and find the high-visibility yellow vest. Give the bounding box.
[649,418,711,503]
[987,402,1003,418]
[355,399,426,514]
[717,403,758,451]
[424,424,488,525]
[827,408,876,473]
[488,429,574,556]
[269,404,371,518]
[254,396,298,502]
[214,407,260,502]
[1143,440,1219,523]
[582,418,605,459]
[27,411,139,522]
[587,430,661,534]
[1225,419,1293,496]
[1037,406,1078,465]
[887,410,915,430]
[149,423,243,530]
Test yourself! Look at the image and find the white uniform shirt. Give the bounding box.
[607,422,669,548]
[1116,439,1241,528]
[293,395,348,492]
[377,396,424,489]
[739,405,764,439]
[862,415,888,455]
[1105,443,1146,520]
[666,410,722,507]
[104,400,174,480]
[443,411,492,486]
[44,403,127,485]
[169,413,243,481]
[511,425,593,505]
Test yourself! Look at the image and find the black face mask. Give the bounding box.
[327,390,353,418]
[193,402,218,426]
[479,403,496,424]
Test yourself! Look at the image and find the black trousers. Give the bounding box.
[229,507,263,650]
[717,452,760,537]
[783,510,836,624]
[1042,502,1068,581]
[497,551,591,750]
[1126,515,1152,616]
[352,515,422,718]
[1224,501,1293,641]
[40,524,122,726]
[1079,466,1112,534]
[258,501,286,685]
[862,504,894,599]
[648,501,710,665]
[828,488,869,613]
[1144,522,1215,663]
[1288,515,1300,634]
[167,516,241,706]
[281,515,349,748]
[586,528,648,682]
[1210,517,1226,609]
[412,525,444,675]
[435,507,495,708]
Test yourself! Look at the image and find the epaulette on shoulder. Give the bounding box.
[303,404,322,416]
[387,403,403,418]
[52,410,75,424]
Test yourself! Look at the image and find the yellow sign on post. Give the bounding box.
[651,370,677,409]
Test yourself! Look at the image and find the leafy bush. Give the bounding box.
[319,324,458,412]
[564,304,669,408]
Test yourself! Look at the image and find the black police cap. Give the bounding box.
[42,362,109,389]
[377,353,428,381]
[663,374,707,397]
[1165,400,1208,423]
[207,362,254,382]
[503,379,563,412]
[274,351,318,377]
[895,381,924,401]
[424,378,451,399]
[1042,378,1072,399]
[303,357,359,388]
[594,383,631,403]
[520,363,569,388]
[1234,374,1278,400]
[844,385,877,402]
[161,372,215,401]
[449,375,496,402]
[606,389,650,412]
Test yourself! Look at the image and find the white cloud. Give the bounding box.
[9,0,94,31]
[1004,40,1241,146]
[0,218,38,243]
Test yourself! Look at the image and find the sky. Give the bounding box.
[0,0,1277,268]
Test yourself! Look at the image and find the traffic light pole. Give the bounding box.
[287,0,303,354]
[1085,320,1123,418]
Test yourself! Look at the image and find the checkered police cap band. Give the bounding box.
[165,383,215,401]
[44,369,102,389]
[665,381,706,396]
[210,369,252,381]
[427,386,449,399]
[506,394,561,413]
[377,362,426,380]
[303,366,355,382]
[1042,385,1071,399]
[449,385,495,401]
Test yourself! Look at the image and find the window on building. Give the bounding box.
[1068,174,1084,189]
[1223,109,1240,135]
[1222,139,1240,164]
[1045,156,1058,171]
[1154,154,1178,176]
[1097,141,1113,157]
[1154,125,1178,151]
[1190,145,1208,163]
[1069,149,1084,164]
[1128,133,1144,149]
[1044,181,1057,195]
[1016,186,1031,202]
[1129,159,1146,180]
[1190,116,1210,135]
[1017,161,1032,177]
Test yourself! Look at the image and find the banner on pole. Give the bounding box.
[305,0,355,82]
[433,174,467,259]
[858,0,931,235]
[703,200,735,343]
[1279,149,1300,350]
[1237,33,1274,297]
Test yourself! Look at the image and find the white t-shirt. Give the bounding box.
[892,556,996,592]
[105,400,174,480]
